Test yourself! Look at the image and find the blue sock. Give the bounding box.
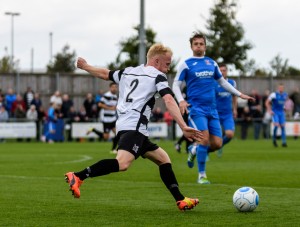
[273,126,278,141]
[196,144,209,173]
[281,127,286,144]
[222,135,232,146]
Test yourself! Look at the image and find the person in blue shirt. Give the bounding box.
[214,63,237,157]
[172,32,254,184]
[265,84,288,147]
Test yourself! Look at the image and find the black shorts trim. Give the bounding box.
[116,130,159,159]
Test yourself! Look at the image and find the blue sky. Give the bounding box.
[1,0,300,72]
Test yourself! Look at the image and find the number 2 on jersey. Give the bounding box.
[126,79,139,102]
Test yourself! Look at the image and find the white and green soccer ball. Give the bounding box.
[233,187,259,212]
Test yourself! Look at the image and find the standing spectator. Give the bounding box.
[164,110,174,140]
[5,88,17,116]
[0,103,9,122]
[248,89,262,140]
[11,94,26,118]
[0,103,9,142]
[83,93,95,119]
[151,107,164,122]
[261,89,270,115]
[50,90,62,107]
[290,87,300,116]
[240,106,251,140]
[23,87,34,110]
[284,97,294,120]
[61,94,74,119]
[30,92,42,111]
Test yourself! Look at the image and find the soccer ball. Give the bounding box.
[233,187,259,212]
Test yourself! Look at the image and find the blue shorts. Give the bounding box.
[219,112,235,131]
[188,107,222,137]
[272,111,285,125]
[48,121,56,132]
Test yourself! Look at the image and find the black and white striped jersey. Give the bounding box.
[109,64,173,136]
[99,91,118,123]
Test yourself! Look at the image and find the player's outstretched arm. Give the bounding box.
[76,57,110,81]
[162,94,203,142]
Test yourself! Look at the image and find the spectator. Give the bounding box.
[26,104,38,121]
[83,93,95,119]
[0,103,9,142]
[14,103,26,120]
[0,103,9,122]
[240,106,251,140]
[11,94,26,117]
[261,89,270,115]
[5,88,17,116]
[284,97,294,120]
[30,93,42,111]
[248,89,262,139]
[151,107,164,122]
[68,106,80,122]
[78,106,89,122]
[164,110,174,140]
[61,94,74,119]
[290,87,300,116]
[23,87,34,110]
[50,90,62,107]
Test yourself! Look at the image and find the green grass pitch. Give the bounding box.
[1,138,300,226]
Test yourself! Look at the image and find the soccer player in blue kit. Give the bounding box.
[172,32,255,184]
[214,63,237,157]
[265,83,288,147]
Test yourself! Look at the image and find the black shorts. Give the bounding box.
[103,122,116,133]
[116,130,159,159]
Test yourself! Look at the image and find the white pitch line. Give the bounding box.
[54,155,93,164]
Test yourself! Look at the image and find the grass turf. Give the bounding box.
[0,138,300,226]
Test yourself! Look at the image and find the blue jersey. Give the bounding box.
[175,56,222,110]
[215,79,236,115]
[268,92,288,112]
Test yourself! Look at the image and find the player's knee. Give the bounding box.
[118,161,132,171]
[226,131,234,139]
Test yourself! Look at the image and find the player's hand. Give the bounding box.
[240,94,256,102]
[76,57,88,70]
[179,100,190,115]
[182,126,204,143]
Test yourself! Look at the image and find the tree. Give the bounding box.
[269,54,289,77]
[0,55,11,73]
[287,66,300,76]
[200,0,252,72]
[47,45,76,73]
[107,26,178,75]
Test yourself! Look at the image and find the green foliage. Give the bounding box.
[269,54,289,77]
[107,26,178,75]
[47,45,77,73]
[287,66,300,76]
[1,139,300,226]
[200,0,252,72]
[0,55,11,73]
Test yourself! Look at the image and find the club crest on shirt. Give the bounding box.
[132,144,139,153]
[205,60,211,65]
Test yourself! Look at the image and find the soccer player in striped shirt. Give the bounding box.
[65,43,203,211]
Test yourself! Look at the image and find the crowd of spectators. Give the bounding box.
[0,86,299,141]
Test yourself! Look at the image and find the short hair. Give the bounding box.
[189,32,206,46]
[218,63,227,68]
[109,82,117,87]
[147,43,173,60]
